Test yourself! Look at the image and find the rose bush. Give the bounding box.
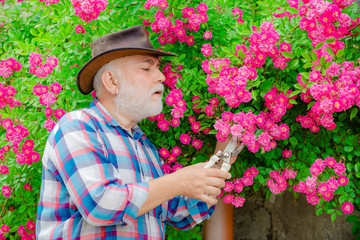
[0,0,360,238]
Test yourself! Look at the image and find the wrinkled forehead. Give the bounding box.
[113,54,161,66]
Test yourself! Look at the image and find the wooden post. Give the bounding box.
[202,138,236,239]
[203,198,234,240]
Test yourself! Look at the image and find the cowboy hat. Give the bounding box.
[77,25,177,95]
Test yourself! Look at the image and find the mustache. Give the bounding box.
[151,84,164,95]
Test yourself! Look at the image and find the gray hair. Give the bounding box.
[93,59,122,96]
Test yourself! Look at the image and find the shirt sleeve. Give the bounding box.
[46,112,149,226]
[164,195,215,230]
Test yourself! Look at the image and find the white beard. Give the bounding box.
[115,79,164,123]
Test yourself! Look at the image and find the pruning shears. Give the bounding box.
[204,136,244,172]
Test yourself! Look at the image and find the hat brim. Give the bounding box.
[77,48,177,95]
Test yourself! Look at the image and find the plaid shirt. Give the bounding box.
[36,98,214,239]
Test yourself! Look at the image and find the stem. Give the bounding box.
[348,23,360,33]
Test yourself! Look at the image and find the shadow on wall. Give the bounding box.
[233,190,359,240]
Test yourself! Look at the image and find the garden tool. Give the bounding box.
[204,136,244,172]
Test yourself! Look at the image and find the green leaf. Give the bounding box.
[281,51,293,59]
[325,38,336,43]
[303,62,314,68]
[209,64,216,72]
[338,112,347,121]
[350,107,358,121]
[289,99,297,104]
[344,146,354,153]
[354,150,360,157]
[294,83,304,90]
[314,42,324,50]
[331,213,337,222]
[254,182,260,191]
[291,59,299,68]
[301,52,311,61]
[307,101,315,110]
[287,7,298,14]
[346,215,359,223]
[288,90,300,98]
[289,137,298,147]
[333,135,341,143]
[311,52,317,61]
[327,209,335,214]
[170,16,176,26]
[316,207,323,216]
[326,47,335,58]
[336,49,344,58]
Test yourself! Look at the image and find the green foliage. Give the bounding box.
[0,0,360,238]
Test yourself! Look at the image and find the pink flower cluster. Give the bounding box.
[0,224,9,239]
[29,53,58,78]
[1,186,10,197]
[149,87,187,130]
[267,168,297,194]
[203,58,253,108]
[165,88,187,122]
[232,8,244,24]
[0,83,21,110]
[282,149,292,158]
[44,106,66,131]
[144,0,168,9]
[203,97,219,116]
[221,167,259,207]
[75,24,85,34]
[272,0,299,19]
[0,58,22,78]
[299,0,354,49]
[162,63,182,89]
[236,21,291,70]
[273,3,298,22]
[341,201,354,214]
[264,87,296,122]
[201,43,212,57]
[160,146,183,173]
[32,82,62,106]
[293,157,351,210]
[203,30,212,39]
[70,0,108,22]
[2,118,29,148]
[148,113,169,131]
[296,63,360,132]
[38,0,59,6]
[178,131,204,150]
[17,139,40,165]
[0,118,40,165]
[16,222,35,239]
[214,110,290,153]
[144,2,209,45]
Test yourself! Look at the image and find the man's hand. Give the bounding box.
[172,163,231,206]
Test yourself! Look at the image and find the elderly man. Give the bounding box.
[36,25,233,239]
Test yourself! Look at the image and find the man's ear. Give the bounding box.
[101,70,119,95]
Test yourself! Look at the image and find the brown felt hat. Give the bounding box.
[77,25,177,95]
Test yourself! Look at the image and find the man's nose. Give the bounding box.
[157,68,166,83]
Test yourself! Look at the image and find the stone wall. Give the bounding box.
[233,191,358,240]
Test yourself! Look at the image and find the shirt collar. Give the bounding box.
[89,98,146,140]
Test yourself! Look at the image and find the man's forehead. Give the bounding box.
[111,54,160,67]
[137,55,160,64]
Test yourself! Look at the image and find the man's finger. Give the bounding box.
[201,194,218,206]
[205,168,231,179]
